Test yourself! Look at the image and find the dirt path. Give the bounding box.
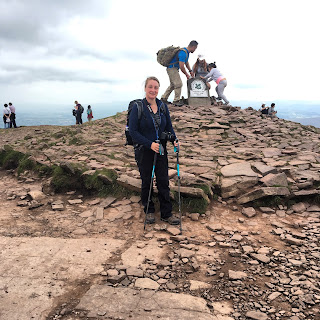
[0,169,319,320]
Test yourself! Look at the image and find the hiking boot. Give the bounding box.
[161,215,180,225]
[173,101,184,107]
[161,98,169,104]
[145,213,155,224]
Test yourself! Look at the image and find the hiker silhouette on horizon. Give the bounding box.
[74,100,83,125]
[9,102,17,128]
[3,104,11,129]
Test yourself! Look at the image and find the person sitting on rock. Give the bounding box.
[268,103,277,118]
[261,103,269,116]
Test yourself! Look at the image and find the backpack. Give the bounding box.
[79,105,84,114]
[125,99,166,146]
[156,46,187,67]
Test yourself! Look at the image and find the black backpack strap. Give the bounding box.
[135,100,144,120]
[159,101,167,115]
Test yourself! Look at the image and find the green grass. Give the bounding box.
[253,195,286,208]
[68,136,84,145]
[174,195,208,214]
[0,148,25,170]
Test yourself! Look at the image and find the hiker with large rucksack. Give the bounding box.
[158,40,198,106]
[128,76,181,226]
[73,100,84,124]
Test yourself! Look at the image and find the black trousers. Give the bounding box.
[135,146,172,218]
[76,114,82,124]
[10,113,17,128]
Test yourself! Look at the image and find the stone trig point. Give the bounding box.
[187,77,211,107]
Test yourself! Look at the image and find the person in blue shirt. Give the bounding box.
[161,40,198,106]
[129,76,180,225]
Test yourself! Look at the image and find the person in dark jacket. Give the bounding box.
[129,76,180,225]
[74,100,83,124]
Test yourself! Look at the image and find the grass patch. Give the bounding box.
[83,169,137,198]
[253,195,286,208]
[176,195,208,214]
[0,148,25,169]
[50,165,83,192]
[68,136,84,146]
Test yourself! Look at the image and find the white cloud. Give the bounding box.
[0,0,319,106]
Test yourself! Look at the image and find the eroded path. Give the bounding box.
[0,170,319,320]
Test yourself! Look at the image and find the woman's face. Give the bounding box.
[145,80,159,100]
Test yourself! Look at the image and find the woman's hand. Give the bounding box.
[151,142,160,153]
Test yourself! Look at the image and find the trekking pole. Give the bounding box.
[174,139,182,234]
[144,142,160,230]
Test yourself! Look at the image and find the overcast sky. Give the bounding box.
[1,0,319,108]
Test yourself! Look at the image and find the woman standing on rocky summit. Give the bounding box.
[129,76,180,225]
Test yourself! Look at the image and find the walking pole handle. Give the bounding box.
[174,139,179,153]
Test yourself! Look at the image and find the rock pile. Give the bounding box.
[1,103,319,209]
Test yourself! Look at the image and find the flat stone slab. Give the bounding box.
[0,236,125,320]
[221,163,258,177]
[121,239,166,268]
[117,174,141,192]
[76,285,226,319]
[134,278,160,290]
[238,187,290,204]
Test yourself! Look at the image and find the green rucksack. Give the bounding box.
[157,46,187,67]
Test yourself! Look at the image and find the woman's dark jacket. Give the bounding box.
[129,98,176,149]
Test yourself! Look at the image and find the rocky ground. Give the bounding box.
[0,103,319,319]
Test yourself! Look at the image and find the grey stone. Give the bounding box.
[268,292,281,301]
[260,172,288,187]
[238,187,290,204]
[252,162,277,175]
[228,270,247,280]
[95,207,104,219]
[221,162,258,177]
[250,253,270,264]
[117,175,141,192]
[134,278,160,290]
[242,207,256,218]
[246,310,268,320]
[126,267,144,278]
[292,202,307,213]
[189,280,211,291]
[259,207,275,213]
[68,199,83,205]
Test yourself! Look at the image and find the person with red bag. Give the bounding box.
[87,105,93,122]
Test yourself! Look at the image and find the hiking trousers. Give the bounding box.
[10,113,17,128]
[162,67,183,103]
[216,80,229,104]
[134,146,172,219]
